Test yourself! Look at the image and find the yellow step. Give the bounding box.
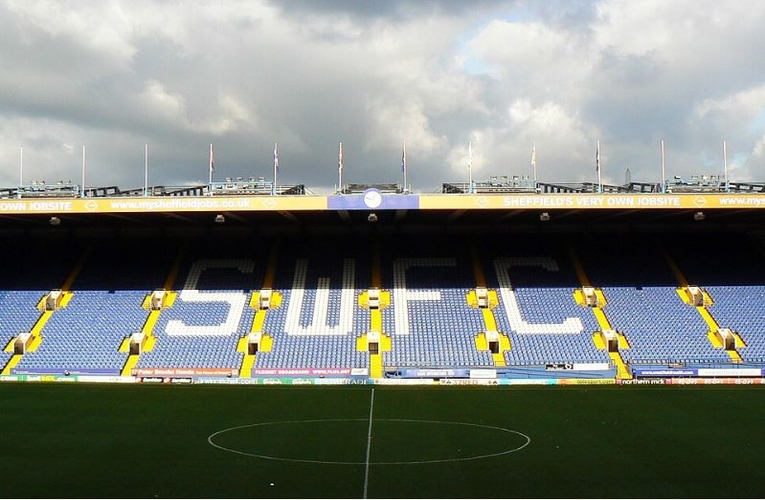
[592,308,612,332]
[481,309,497,332]
[371,310,383,333]
[30,311,53,337]
[734,332,747,348]
[118,337,131,353]
[370,353,383,378]
[474,333,488,351]
[251,310,267,334]
[618,333,630,349]
[143,335,156,352]
[1,354,22,376]
[258,334,273,352]
[121,355,139,376]
[239,354,256,378]
[236,336,248,353]
[609,351,631,380]
[696,306,720,332]
[163,291,178,308]
[592,331,606,350]
[492,352,506,367]
[27,333,44,352]
[500,334,511,351]
[707,330,723,348]
[58,291,74,309]
[727,350,742,363]
[142,310,161,335]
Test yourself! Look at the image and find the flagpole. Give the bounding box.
[208,143,214,185]
[596,140,602,193]
[273,142,278,196]
[81,145,86,198]
[723,140,729,192]
[338,142,344,193]
[402,141,407,193]
[468,140,473,194]
[661,140,666,193]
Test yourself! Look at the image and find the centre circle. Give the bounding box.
[208,418,530,465]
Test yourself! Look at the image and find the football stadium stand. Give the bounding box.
[2,170,765,385]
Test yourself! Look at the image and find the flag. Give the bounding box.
[531,142,536,169]
[401,142,406,172]
[468,140,473,171]
[209,143,215,174]
[338,142,344,173]
[273,142,279,173]
[595,141,600,172]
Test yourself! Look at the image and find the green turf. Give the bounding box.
[1,383,764,498]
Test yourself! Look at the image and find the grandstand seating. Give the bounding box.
[663,234,765,363]
[13,241,172,375]
[483,244,610,366]
[380,236,494,368]
[0,230,764,378]
[573,235,751,365]
[256,239,369,372]
[136,243,263,372]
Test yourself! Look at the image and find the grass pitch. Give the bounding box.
[1,383,764,498]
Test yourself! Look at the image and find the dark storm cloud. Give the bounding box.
[1,0,765,190]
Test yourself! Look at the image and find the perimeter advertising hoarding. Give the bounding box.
[0,195,326,214]
[634,368,764,378]
[2,193,765,215]
[419,193,765,210]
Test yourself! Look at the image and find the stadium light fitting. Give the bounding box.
[49,216,61,226]
[214,214,225,224]
[693,211,705,221]
[367,212,378,223]
[539,212,550,222]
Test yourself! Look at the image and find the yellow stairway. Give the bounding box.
[664,245,745,363]
[239,242,281,378]
[120,246,186,377]
[358,238,392,379]
[1,249,87,375]
[569,244,632,380]
[468,242,511,367]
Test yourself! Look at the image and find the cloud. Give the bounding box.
[1,0,765,194]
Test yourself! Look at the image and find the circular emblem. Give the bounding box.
[363,189,383,209]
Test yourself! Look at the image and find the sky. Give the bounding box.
[1,0,764,194]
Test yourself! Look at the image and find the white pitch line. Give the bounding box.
[363,388,375,499]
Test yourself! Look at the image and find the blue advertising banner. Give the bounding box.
[634,368,698,378]
[328,190,420,210]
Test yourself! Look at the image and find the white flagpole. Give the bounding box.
[338,141,344,193]
[81,145,86,197]
[661,140,666,193]
[208,143,214,184]
[468,140,473,194]
[723,140,729,191]
[273,142,279,196]
[596,140,602,193]
[144,144,149,197]
[402,141,407,193]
